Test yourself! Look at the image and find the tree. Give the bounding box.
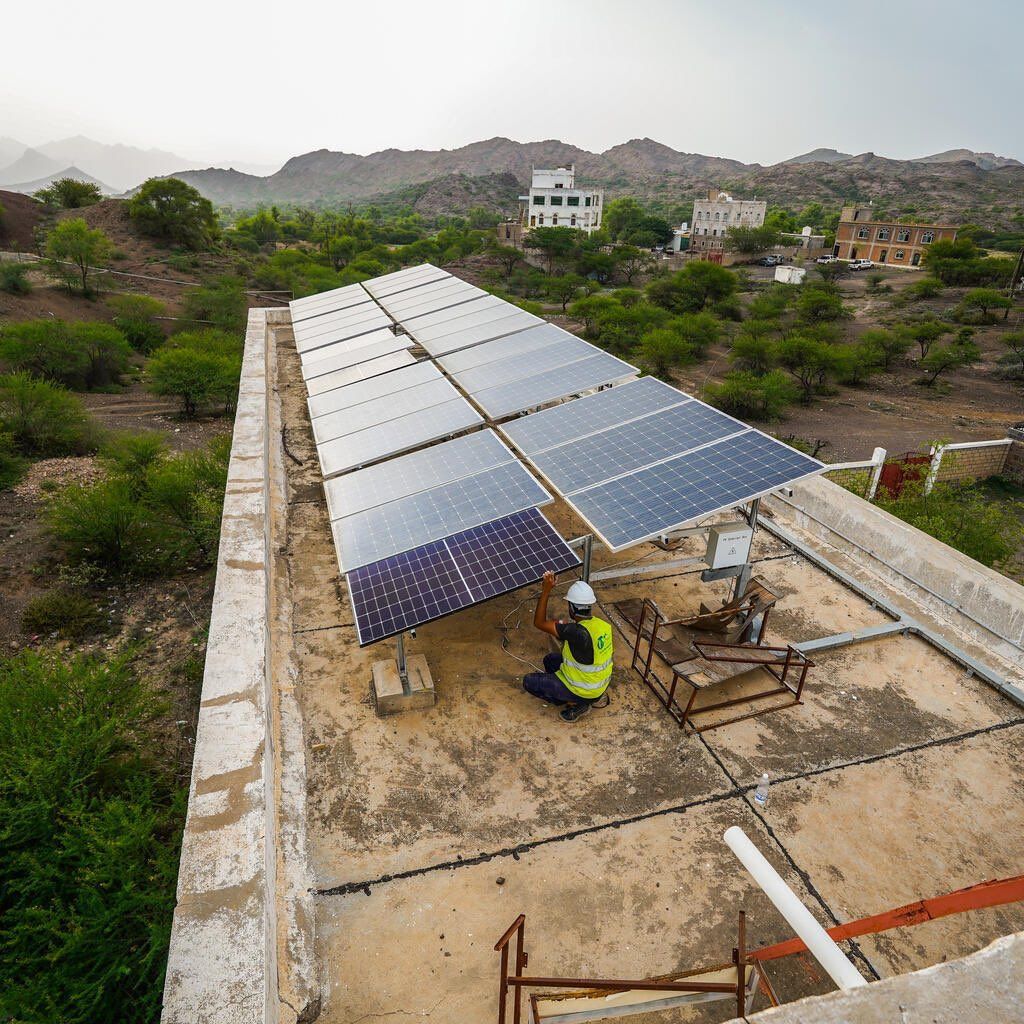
[107,294,166,353]
[69,323,133,390]
[488,242,524,283]
[638,327,695,378]
[776,334,837,402]
[1000,330,1024,377]
[705,370,796,420]
[604,197,645,241]
[128,177,218,248]
[815,262,849,287]
[646,262,737,314]
[0,262,32,295]
[723,224,784,255]
[45,218,112,296]
[795,285,849,324]
[0,373,94,456]
[567,295,618,334]
[832,338,884,386]
[918,337,980,387]
[730,332,777,375]
[34,178,103,209]
[903,276,943,301]
[955,288,1013,323]
[544,274,586,312]
[182,276,248,332]
[668,311,721,358]
[524,226,579,274]
[614,245,655,285]
[904,319,948,359]
[860,328,912,370]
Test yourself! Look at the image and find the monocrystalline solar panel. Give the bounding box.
[323,430,514,520]
[308,360,439,416]
[293,305,389,345]
[416,311,542,357]
[367,268,450,299]
[529,401,747,495]
[290,285,369,321]
[333,459,552,570]
[311,376,456,442]
[437,323,571,375]
[569,431,825,551]
[305,350,416,397]
[471,352,637,419]
[401,294,506,333]
[454,333,594,395]
[381,281,483,318]
[500,376,689,455]
[300,332,412,381]
[345,508,579,645]
[316,397,482,478]
[294,313,393,354]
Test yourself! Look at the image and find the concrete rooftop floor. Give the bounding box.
[275,330,1024,1024]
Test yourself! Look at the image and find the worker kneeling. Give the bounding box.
[522,570,613,723]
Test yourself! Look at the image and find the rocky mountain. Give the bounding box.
[0,148,64,187]
[782,148,853,165]
[169,137,1024,229]
[3,165,115,196]
[0,137,28,170]
[915,149,1023,170]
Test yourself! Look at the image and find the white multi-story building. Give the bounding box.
[690,188,766,254]
[520,165,603,233]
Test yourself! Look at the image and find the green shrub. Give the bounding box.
[21,590,104,639]
[0,261,32,295]
[638,328,695,379]
[706,370,797,420]
[0,320,132,390]
[99,432,168,493]
[0,431,27,490]
[148,346,241,417]
[0,373,96,457]
[181,276,247,332]
[903,276,944,301]
[107,294,167,353]
[0,650,184,1023]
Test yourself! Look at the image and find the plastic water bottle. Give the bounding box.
[753,773,770,808]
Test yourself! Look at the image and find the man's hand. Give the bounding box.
[542,570,556,590]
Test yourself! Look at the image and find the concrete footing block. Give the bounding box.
[372,654,436,715]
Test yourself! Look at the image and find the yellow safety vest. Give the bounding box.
[557,617,614,699]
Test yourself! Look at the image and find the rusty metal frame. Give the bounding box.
[494,911,749,1023]
[628,598,812,733]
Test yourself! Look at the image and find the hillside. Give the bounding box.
[4,166,116,197]
[171,137,1024,228]
[916,149,1023,170]
[0,189,47,250]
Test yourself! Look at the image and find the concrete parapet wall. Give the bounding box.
[766,475,1024,677]
[162,308,315,1024]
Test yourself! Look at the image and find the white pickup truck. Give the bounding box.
[848,258,875,271]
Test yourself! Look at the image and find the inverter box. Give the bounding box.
[705,523,753,569]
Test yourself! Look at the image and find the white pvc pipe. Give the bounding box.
[724,826,868,990]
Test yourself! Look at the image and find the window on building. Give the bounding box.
[712,229,717,237]
[552,214,558,225]
[857,227,869,239]
[538,214,544,225]
[570,214,576,226]
[877,228,890,240]
[555,183,563,188]
[530,216,535,227]
[911,252,921,266]
[567,195,579,206]
[703,227,708,236]
[550,195,563,206]
[714,212,720,222]
[894,249,905,260]
[897,228,910,242]
[584,197,591,207]
[922,231,934,243]
[533,195,545,205]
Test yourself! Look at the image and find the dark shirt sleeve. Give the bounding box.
[555,621,594,664]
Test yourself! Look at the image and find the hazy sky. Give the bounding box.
[3,0,1021,169]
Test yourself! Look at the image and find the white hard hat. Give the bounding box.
[566,580,596,608]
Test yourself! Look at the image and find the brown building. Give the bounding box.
[834,206,957,267]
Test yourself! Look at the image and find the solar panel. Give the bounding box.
[454,333,594,395]
[500,376,688,456]
[381,280,483,317]
[471,352,637,420]
[294,313,393,354]
[437,323,571,375]
[317,397,482,478]
[305,350,416,397]
[346,508,579,645]
[416,311,541,357]
[528,401,747,495]
[311,376,456,442]
[332,459,553,571]
[400,294,506,332]
[293,304,389,345]
[569,431,825,551]
[300,332,411,381]
[366,267,450,299]
[363,263,444,290]
[290,285,369,321]
[323,430,514,520]
[308,360,439,416]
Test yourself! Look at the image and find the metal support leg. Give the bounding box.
[730,499,759,604]
[581,534,593,583]
[396,632,410,693]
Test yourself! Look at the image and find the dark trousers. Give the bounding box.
[523,653,588,706]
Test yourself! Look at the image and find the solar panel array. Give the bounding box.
[287,262,824,646]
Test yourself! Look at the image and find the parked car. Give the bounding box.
[758,254,785,266]
[848,258,875,271]
[815,254,839,264]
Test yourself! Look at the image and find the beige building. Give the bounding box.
[690,187,766,255]
[834,206,957,267]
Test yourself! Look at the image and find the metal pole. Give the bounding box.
[396,633,409,689]
[730,499,758,603]
[581,534,593,583]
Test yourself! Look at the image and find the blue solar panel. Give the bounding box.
[569,431,824,551]
[500,376,688,455]
[346,508,579,645]
[530,401,747,495]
